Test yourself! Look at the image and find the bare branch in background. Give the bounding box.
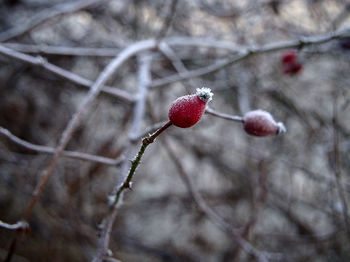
[0,126,123,166]
[1,1,350,261]
[331,94,350,241]
[161,138,283,262]
[2,43,121,57]
[0,44,136,103]
[4,38,157,262]
[155,0,179,45]
[0,0,108,42]
[92,52,154,262]
[151,26,350,88]
[0,220,29,232]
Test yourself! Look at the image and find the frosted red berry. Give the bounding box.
[168,88,213,128]
[243,110,286,137]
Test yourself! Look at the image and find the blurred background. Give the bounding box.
[0,0,350,261]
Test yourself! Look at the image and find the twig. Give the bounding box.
[151,26,350,88]
[0,0,106,42]
[92,52,153,262]
[155,0,179,46]
[205,106,244,122]
[0,220,29,232]
[114,121,172,207]
[3,43,121,57]
[157,42,198,91]
[4,38,158,262]
[134,120,170,141]
[129,53,153,141]
[3,36,244,57]
[232,160,270,260]
[92,121,172,262]
[331,95,350,241]
[0,126,123,166]
[0,44,135,103]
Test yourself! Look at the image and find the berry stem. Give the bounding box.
[111,120,172,207]
[206,106,244,123]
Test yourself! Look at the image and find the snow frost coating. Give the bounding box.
[243,109,286,136]
[196,87,213,102]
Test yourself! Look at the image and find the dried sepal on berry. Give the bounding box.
[196,87,213,102]
[168,87,213,128]
[243,110,286,137]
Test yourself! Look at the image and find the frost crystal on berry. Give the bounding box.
[277,122,286,134]
[196,87,213,102]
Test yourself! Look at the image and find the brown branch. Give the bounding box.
[4,39,158,262]
[92,52,156,262]
[0,44,136,103]
[134,120,170,142]
[0,126,123,166]
[93,121,172,262]
[150,26,350,88]
[0,0,106,42]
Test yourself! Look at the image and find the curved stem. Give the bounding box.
[206,106,244,123]
[111,121,172,207]
[93,121,172,262]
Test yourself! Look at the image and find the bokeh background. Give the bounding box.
[1,0,350,261]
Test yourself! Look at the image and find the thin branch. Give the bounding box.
[93,52,153,262]
[158,42,198,92]
[4,38,158,262]
[129,53,153,141]
[155,0,179,45]
[0,126,123,166]
[0,44,136,103]
[232,160,270,261]
[151,26,350,88]
[0,0,106,42]
[92,121,172,262]
[3,36,243,57]
[0,220,29,232]
[3,43,121,57]
[135,120,170,141]
[114,121,172,207]
[205,106,244,123]
[331,95,350,241]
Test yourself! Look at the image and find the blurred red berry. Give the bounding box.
[283,62,303,75]
[281,50,302,75]
[243,110,286,137]
[168,88,213,128]
[281,51,297,63]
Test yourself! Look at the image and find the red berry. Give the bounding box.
[243,110,286,137]
[168,88,213,128]
[283,62,303,75]
[281,51,297,63]
[281,51,303,75]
